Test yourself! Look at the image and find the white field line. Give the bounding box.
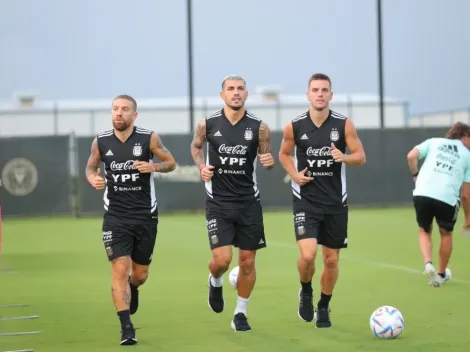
[268,241,470,285]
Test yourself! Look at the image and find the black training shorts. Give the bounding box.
[413,195,459,233]
[205,201,267,251]
[293,199,348,249]
[102,220,158,265]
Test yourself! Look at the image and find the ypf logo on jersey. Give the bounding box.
[244,129,253,141]
[133,144,142,157]
[330,128,339,142]
[1,158,39,196]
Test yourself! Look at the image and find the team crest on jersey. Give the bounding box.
[244,129,253,140]
[133,145,142,156]
[330,129,339,142]
[297,226,305,236]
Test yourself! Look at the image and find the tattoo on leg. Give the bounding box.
[123,291,131,306]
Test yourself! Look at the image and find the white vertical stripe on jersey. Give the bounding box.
[150,160,157,212]
[103,168,109,210]
[205,141,213,198]
[341,163,347,203]
[252,156,259,197]
[292,146,301,199]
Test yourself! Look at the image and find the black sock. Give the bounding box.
[117,310,132,328]
[301,281,313,295]
[318,292,332,309]
[438,272,446,278]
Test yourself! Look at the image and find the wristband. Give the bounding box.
[412,171,419,177]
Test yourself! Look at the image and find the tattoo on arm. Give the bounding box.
[151,133,176,173]
[258,122,272,154]
[85,138,101,181]
[190,120,207,168]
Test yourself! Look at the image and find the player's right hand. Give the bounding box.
[292,167,314,186]
[200,165,215,182]
[90,168,105,190]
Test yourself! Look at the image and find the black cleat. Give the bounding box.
[298,288,315,322]
[120,324,137,345]
[207,274,224,313]
[129,276,139,315]
[315,307,332,328]
[231,313,252,332]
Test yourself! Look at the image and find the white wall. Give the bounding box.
[0,94,409,137]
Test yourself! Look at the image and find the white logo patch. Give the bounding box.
[244,129,253,141]
[330,129,339,142]
[133,145,142,156]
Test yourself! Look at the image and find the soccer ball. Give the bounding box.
[369,305,404,339]
[228,266,239,289]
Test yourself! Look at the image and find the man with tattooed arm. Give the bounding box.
[190,75,275,332]
[85,94,176,345]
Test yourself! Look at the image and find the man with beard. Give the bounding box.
[85,94,176,345]
[190,75,275,332]
[279,73,366,328]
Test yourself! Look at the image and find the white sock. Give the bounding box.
[210,274,223,287]
[234,296,250,316]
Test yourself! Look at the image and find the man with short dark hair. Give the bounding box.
[279,73,366,328]
[190,75,275,332]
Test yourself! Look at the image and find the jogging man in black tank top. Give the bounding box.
[279,74,366,328]
[190,75,275,332]
[85,95,176,345]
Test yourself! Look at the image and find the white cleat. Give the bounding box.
[435,268,452,287]
[423,263,439,287]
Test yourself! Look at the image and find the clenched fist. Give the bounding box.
[291,167,314,186]
[134,161,155,173]
[331,143,345,162]
[258,153,275,169]
[90,168,105,190]
[200,165,215,182]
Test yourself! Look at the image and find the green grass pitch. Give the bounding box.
[1,207,470,351]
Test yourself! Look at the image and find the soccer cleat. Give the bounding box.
[207,274,224,313]
[298,288,315,322]
[435,268,452,286]
[120,324,137,345]
[315,307,332,328]
[129,276,139,315]
[231,313,252,332]
[423,262,440,287]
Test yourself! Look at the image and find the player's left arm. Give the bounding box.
[339,119,366,166]
[135,132,177,173]
[258,122,275,170]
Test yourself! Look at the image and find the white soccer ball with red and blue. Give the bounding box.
[228,266,239,289]
[369,305,404,339]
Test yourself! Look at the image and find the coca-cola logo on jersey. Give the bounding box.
[218,144,248,155]
[306,146,332,157]
[110,160,137,171]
